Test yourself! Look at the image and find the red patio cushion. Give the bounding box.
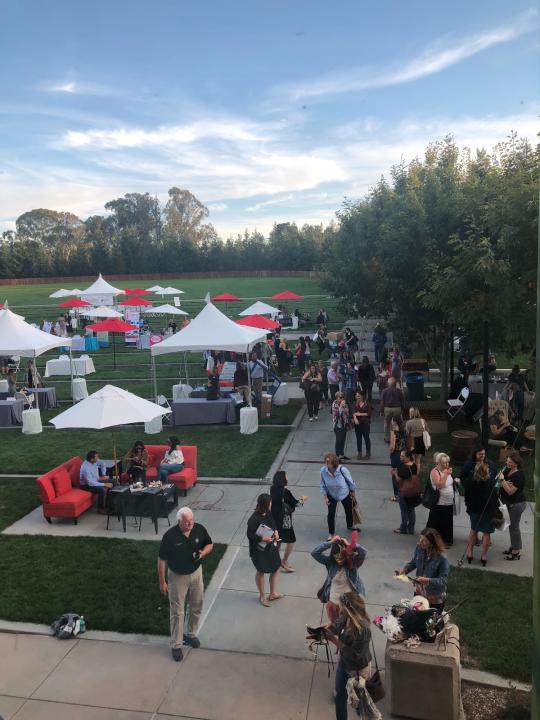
[49,489,94,515]
[52,469,72,497]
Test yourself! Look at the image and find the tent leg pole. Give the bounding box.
[246,353,253,407]
[69,348,74,405]
[184,352,189,385]
[152,355,158,403]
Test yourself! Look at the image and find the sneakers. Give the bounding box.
[308,417,314,422]
[171,647,184,662]
[183,634,201,648]
[314,416,319,421]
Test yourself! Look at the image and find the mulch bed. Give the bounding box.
[461,681,530,719]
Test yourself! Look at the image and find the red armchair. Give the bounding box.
[36,457,96,524]
[143,445,197,496]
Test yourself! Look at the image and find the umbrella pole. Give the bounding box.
[69,347,75,405]
[184,352,189,385]
[151,355,158,402]
[111,427,119,482]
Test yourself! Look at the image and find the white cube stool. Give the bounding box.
[240,406,258,434]
[72,377,88,402]
[273,382,288,406]
[22,408,42,434]
[145,416,163,434]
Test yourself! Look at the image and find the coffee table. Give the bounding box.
[107,483,178,534]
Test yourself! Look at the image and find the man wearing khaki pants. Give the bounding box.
[158,507,213,662]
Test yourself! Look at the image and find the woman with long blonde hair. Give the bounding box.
[323,591,372,720]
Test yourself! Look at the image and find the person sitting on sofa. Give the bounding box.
[158,436,185,483]
[79,450,114,514]
[125,441,148,484]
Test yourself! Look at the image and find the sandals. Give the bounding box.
[259,596,270,607]
[506,553,521,561]
[268,593,285,601]
[393,529,405,534]
[281,564,295,573]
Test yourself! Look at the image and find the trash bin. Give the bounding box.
[406,372,425,401]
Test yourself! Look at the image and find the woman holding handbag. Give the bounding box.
[499,451,527,561]
[301,363,322,421]
[405,407,430,470]
[427,453,459,547]
[270,470,308,572]
[394,450,422,535]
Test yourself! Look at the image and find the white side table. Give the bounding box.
[145,416,163,434]
[240,406,258,434]
[273,382,288,406]
[173,384,193,401]
[72,377,88,402]
[22,408,42,434]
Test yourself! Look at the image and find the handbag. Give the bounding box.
[421,478,440,510]
[365,637,385,703]
[453,490,461,516]
[493,500,511,531]
[351,495,362,527]
[398,467,422,498]
[422,420,431,450]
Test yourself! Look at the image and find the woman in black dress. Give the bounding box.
[247,493,284,607]
[270,471,308,573]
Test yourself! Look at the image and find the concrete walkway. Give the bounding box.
[0,392,533,719]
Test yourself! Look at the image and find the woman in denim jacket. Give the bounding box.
[311,534,367,623]
[399,527,449,611]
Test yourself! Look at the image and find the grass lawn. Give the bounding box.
[2,424,289,477]
[447,567,532,683]
[0,479,226,635]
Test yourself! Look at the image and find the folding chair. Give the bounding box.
[447,386,470,418]
[15,390,34,409]
[156,394,172,424]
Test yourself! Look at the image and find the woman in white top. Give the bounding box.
[158,436,185,483]
[427,452,459,547]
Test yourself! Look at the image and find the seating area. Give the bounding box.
[36,457,95,524]
[121,444,198,496]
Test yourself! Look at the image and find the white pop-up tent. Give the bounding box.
[150,302,267,405]
[80,274,124,306]
[239,301,280,317]
[49,288,83,299]
[142,303,189,316]
[0,305,73,414]
[83,305,124,319]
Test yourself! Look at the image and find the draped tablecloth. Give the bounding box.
[172,398,236,426]
[71,335,86,351]
[0,387,56,408]
[85,336,99,351]
[45,356,96,377]
[0,399,24,426]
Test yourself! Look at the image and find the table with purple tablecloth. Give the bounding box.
[0,388,57,409]
[172,398,236,426]
[0,399,24,426]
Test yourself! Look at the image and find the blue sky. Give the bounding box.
[1,0,538,237]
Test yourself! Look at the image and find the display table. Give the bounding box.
[71,335,86,351]
[172,383,193,401]
[273,382,288,406]
[0,387,57,409]
[72,377,89,402]
[45,355,96,377]
[22,408,42,434]
[107,484,178,534]
[84,336,99,351]
[240,406,258,434]
[0,379,8,392]
[172,398,236,426]
[0,399,24,426]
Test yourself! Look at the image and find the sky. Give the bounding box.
[0,0,538,238]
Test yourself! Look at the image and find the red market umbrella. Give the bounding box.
[87,318,138,368]
[119,297,154,306]
[212,293,241,302]
[58,298,93,308]
[271,291,303,300]
[124,288,151,295]
[236,314,281,330]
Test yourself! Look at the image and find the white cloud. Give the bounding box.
[51,81,77,94]
[207,202,228,212]
[278,10,537,101]
[42,80,115,96]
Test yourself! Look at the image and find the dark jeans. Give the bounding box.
[320,384,329,402]
[427,504,454,545]
[390,450,400,498]
[360,380,373,403]
[354,424,371,454]
[398,492,415,533]
[82,484,106,509]
[327,494,354,534]
[335,660,349,720]
[128,466,146,484]
[334,426,347,456]
[329,384,339,402]
[305,391,321,418]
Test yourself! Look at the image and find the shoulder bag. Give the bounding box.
[421,474,440,510]
[365,635,385,703]
[422,420,432,450]
[398,467,422,498]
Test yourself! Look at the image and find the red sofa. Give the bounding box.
[122,445,197,496]
[36,457,96,524]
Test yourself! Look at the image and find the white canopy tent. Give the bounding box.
[142,303,188,316]
[150,302,267,405]
[0,306,73,413]
[80,274,124,306]
[239,301,279,317]
[84,306,124,319]
[147,285,165,292]
[156,286,185,295]
[49,288,83,299]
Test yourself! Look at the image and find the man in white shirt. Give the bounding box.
[249,351,267,403]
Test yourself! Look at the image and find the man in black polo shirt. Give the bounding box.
[158,507,213,662]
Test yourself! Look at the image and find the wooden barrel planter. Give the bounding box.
[450,430,478,463]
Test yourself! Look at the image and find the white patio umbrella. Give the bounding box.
[49,288,83,298]
[147,285,165,292]
[50,384,171,477]
[142,303,188,316]
[84,306,124,318]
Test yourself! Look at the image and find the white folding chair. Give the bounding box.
[156,394,172,424]
[15,390,34,409]
[447,386,470,418]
